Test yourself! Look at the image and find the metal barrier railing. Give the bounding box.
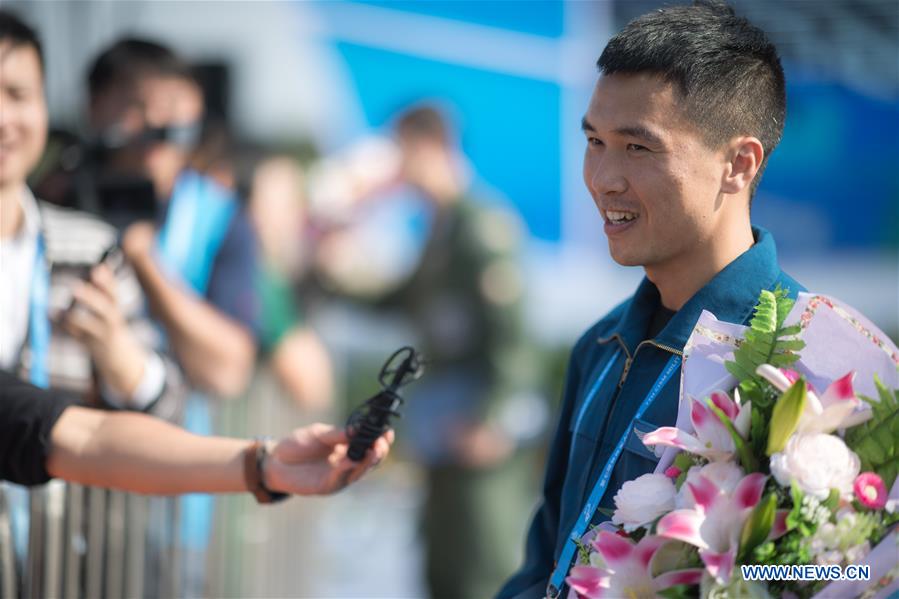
[0,481,181,599]
[0,487,16,598]
[204,367,335,598]
[0,365,336,599]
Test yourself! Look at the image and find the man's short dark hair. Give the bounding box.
[0,9,44,73]
[88,38,195,99]
[598,0,786,196]
[395,105,451,146]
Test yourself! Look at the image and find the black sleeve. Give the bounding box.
[0,371,74,486]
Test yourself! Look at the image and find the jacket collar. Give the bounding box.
[604,227,783,354]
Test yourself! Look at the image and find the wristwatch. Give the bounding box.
[244,438,289,504]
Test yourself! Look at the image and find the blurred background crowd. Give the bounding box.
[2,1,897,598]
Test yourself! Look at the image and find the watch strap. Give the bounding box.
[244,439,289,504]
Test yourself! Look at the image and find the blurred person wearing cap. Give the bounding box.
[84,38,259,399]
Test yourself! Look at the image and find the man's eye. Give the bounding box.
[587,137,603,147]
[627,143,649,152]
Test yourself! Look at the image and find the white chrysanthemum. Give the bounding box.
[770,434,860,499]
[611,473,676,532]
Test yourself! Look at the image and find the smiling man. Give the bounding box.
[0,10,185,418]
[497,2,803,597]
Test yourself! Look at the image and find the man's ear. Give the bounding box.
[721,137,764,195]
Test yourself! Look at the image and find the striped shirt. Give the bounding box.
[3,188,184,422]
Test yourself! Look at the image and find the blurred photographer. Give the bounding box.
[83,38,259,398]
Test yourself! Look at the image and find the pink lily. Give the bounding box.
[656,472,768,584]
[755,365,871,434]
[566,565,604,598]
[641,391,750,462]
[565,532,703,598]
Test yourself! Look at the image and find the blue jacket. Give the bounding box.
[497,228,804,598]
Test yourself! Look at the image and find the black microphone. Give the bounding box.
[345,346,424,461]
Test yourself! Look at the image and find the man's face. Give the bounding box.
[0,42,48,191]
[582,73,732,270]
[90,75,203,199]
[397,135,440,185]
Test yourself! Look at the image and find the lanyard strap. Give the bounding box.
[547,353,682,598]
[569,349,622,464]
[28,235,51,388]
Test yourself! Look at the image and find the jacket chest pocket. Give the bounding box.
[563,380,617,507]
[624,417,663,463]
[600,417,665,513]
[611,375,681,488]
[567,378,617,445]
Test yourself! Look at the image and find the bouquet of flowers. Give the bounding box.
[566,289,899,599]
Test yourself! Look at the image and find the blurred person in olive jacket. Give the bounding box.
[393,106,545,599]
[317,105,546,599]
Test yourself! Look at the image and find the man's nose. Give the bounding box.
[588,153,628,196]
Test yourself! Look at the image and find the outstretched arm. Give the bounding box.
[1,371,389,495]
[46,407,390,496]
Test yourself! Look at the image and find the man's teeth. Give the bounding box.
[606,211,637,223]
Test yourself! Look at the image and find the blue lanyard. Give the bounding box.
[547,353,682,598]
[28,235,51,388]
[568,349,622,464]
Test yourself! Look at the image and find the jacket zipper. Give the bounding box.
[619,339,683,383]
[597,333,632,389]
[597,335,683,389]
[639,339,684,358]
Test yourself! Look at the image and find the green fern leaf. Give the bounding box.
[774,340,805,352]
[845,379,899,489]
[735,352,761,378]
[769,353,800,368]
[725,289,806,398]
[726,361,756,382]
[750,290,778,334]
[778,324,803,337]
[747,348,771,364]
[774,287,795,327]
